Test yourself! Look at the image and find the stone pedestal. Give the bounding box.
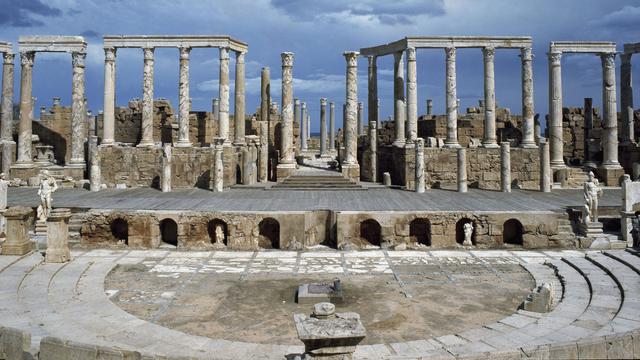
[294,302,366,360]
[579,221,603,237]
[45,208,71,263]
[1,206,32,255]
[341,164,360,183]
[595,167,625,187]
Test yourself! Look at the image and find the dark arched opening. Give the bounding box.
[110,218,129,245]
[160,218,178,247]
[456,218,474,245]
[503,219,524,245]
[208,219,228,246]
[360,219,381,247]
[258,218,280,249]
[410,218,431,246]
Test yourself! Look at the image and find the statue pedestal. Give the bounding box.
[35,220,47,236]
[579,221,603,237]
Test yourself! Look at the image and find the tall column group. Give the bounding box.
[218,47,230,145]
[102,47,116,145]
[176,46,191,147]
[520,47,536,148]
[234,51,246,146]
[548,50,564,168]
[276,52,296,178]
[406,47,418,142]
[482,47,497,148]
[443,47,459,148]
[16,51,34,166]
[343,51,359,177]
[600,52,620,169]
[393,51,405,146]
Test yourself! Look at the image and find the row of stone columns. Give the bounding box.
[367,46,536,150]
[102,46,246,148]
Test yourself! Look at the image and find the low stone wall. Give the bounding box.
[0,326,34,360]
[39,336,141,360]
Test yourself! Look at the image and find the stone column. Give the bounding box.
[520,47,536,148]
[300,101,307,151]
[406,47,418,142]
[71,51,86,166]
[320,98,327,156]
[16,51,34,166]
[367,56,378,136]
[219,47,231,145]
[393,50,405,146]
[259,120,268,182]
[534,115,541,145]
[539,138,551,192]
[138,47,155,147]
[357,101,364,136]
[415,138,425,193]
[583,98,596,168]
[548,51,564,168]
[234,51,246,146]
[482,47,498,148]
[176,47,191,147]
[343,51,360,178]
[369,121,377,182]
[306,109,311,141]
[376,98,381,128]
[501,142,511,193]
[212,141,224,192]
[600,52,621,169]
[1,206,32,255]
[161,144,171,192]
[212,98,220,124]
[260,67,270,155]
[457,148,467,193]
[444,47,460,148]
[296,99,305,151]
[426,99,433,116]
[277,52,295,178]
[329,102,335,151]
[102,47,116,145]
[89,135,101,191]
[1,52,14,142]
[620,53,634,145]
[45,208,71,263]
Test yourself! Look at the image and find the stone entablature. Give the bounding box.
[103,35,247,52]
[360,36,532,56]
[18,35,87,53]
[0,42,12,54]
[549,41,616,54]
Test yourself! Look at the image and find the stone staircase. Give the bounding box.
[271,174,364,190]
[550,218,579,247]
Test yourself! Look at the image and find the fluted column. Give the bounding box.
[260,67,270,141]
[600,52,621,169]
[320,98,327,156]
[234,51,246,145]
[258,120,268,182]
[520,47,536,148]
[16,51,34,166]
[415,138,425,193]
[369,121,377,182]
[1,52,14,142]
[218,47,231,145]
[482,47,498,148]
[102,47,116,145]
[548,51,564,168]
[357,101,364,136]
[343,51,359,166]
[89,136,100,191]
[620,53,634,145]
[329,102,335,151]
[176,46,191,147]
[69,51,87,166]
[138,47,155,147]
[367,56,378,134]
[300,101,307,151]
[406,47,418,142]
[539,139,551,192]
[443,47,460,148]
[393,51,405,146]
[279,52,294,165]
[426,99,433,115]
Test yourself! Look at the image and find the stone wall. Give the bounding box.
[33,103,91,165]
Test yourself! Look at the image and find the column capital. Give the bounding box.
[520,47,533,61]
[3,52,14,64]
[71,52,86,68]
[281,52,294,67]
[445,46,456,60]
[406,47,416,61]
[104,47,117,61]
[20,51,35,67]
[294,98,300,105]
[344,51,359,66]
[179,46,191,60]
[482,46,495,60]
[301,101,306,110]
[600,52,616,68]
[235,51,245,63]
[219,47,230,60]
[367,55,377,66]
[330,101,334,108]
[143,47,154,60]
[415,137,424,149]
[547,51,562,63]
[320,98,327,106]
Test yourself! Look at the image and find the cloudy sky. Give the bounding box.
[1,0,639,132]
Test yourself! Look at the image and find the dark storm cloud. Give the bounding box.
[0,0,62,27]
[80,30,101,39]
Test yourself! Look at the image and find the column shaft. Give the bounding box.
[280,52,294,164]
[415,138,425,193]
[521,47,536,148]
[344,51,359,165]
[300,101,307,151]
[426,99,433,115]
[548,51,564,167]
[259,120,268,182]
[482,47,498,148]
[620,54,634,144]
[329,102,335,150]
[444,47,460,148]
[212,98,219,124]
[139,47,155,147]
[17,52,34,165]
[357,102,364,136]
[600,53,620,168]
[457,148,467,192]
[320,98,327,156]
[369,122,377,181]
[89,135,100,191]
[539,139,551,192]
[367,56,378,134]
[233,51,246,145]
[260,67,270,156]
[1,53,14,142]
[501,142,511,192]
[393,51,405,146]
[219,48,231,145]
[406,47,418,142]
[102,48,116,145]
[176,47,191,147]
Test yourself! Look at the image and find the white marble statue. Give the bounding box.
[463,222,474,246]
[37,170,58,222]
[583,171,603,224]
[214,224,225,244]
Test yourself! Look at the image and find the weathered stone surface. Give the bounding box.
[2,206,32,255]
[45,208,71,263]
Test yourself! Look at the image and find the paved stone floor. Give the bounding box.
[6,187,622,212]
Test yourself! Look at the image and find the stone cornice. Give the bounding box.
[103,35,248,53]
[19,36,86,53]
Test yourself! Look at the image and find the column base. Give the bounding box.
[100,139,115,146]
[341,163,360,183]
[442,142,461,149]
[174,140,192,148]
[1,240,32,255]
[392,140,406,147]
[550,161,566,169]
[67,160,86,169]
[481,141,499,149]
[136,141,156,148]
[520,141,538,149]
[276,163,296,182]
[595,165,625,187]
[45,249,71,263]
[11,161,34,169]
[232,141,246,147]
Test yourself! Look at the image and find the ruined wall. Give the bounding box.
[553,106,603,166]
[33,103,91,165]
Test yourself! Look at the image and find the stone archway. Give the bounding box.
[503,219,524,245]
[410,218,431,246]
[110,218,129,245]
[208,219,228,246]
[360,219,381,247]
[159,218,178,247]
[258,218,280,249]
[456,218,474,245]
